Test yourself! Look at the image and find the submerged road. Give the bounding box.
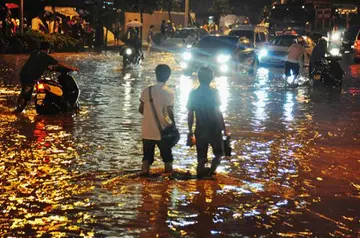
[0,51,360,237]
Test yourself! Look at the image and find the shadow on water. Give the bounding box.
[0,52,360,236]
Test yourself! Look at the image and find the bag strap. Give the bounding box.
[149,86,162,134]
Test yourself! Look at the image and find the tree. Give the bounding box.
[209,0,233,17]
[158,0,183,22]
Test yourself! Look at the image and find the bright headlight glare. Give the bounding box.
[186,44,192,48]
[330,48,340,56]
[180,62,188,69]
[332,32,340,41]
[217,54,231,63]
[219,64,229,72]
[126,48,132,55]
[183,52,192,60]
[259,49,268,59]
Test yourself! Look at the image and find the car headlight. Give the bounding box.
[330,48,340,56]
[331,32,341,41]
[217,54,231,63]
[186,44,192,49]
[182,52,192,61]
[259,49,268,60]
[125,48,132,55]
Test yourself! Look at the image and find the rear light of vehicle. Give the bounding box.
[37,83,49,91]
[355,40,360,48]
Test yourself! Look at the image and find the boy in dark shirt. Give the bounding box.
[187,67,227,177]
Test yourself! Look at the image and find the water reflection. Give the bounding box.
[215,76,230,115]
[0,52,360,237]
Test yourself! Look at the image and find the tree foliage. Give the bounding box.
[209,0,233,16]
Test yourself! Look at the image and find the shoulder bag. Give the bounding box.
[149,86,180,147]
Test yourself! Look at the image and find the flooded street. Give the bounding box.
[1,51,360,237]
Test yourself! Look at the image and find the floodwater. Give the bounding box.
[0,52,360,237]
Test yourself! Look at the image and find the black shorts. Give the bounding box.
[285,61,300,77]
[195,132,224,163]
[143,139,173,165]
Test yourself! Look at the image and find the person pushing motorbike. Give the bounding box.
[16,41,78,113]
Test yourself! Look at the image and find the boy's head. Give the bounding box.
[40,41,50,52]
[198,67,214,85]
[150,25,154,30]
[155,64,171,83]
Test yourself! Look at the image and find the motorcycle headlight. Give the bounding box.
[330,48,340,56]
[126,48,132,55]
[217,54,231,63]
[259,49,268,59]
[182,52,192,61]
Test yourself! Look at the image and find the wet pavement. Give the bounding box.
[0,51,360,237]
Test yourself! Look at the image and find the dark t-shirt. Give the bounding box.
[19,51,58,84]
[187,85,223,135]
[310,44,326,64]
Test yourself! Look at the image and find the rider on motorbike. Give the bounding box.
[16,41,78,113]
[126,27,143,59]
[309,38,327,78]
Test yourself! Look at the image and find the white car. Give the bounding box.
[257,34,314,67]
[161,28,208,52]
[229,25,269,49]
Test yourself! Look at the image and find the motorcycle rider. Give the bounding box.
[126,27,143,59]
[309,38,327,78]
[16,41,77,113]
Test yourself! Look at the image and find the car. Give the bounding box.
[257,34,314,67]
[229,25,269,48]
[354,30,360,63]
[161,27,208,52]
[341,26,360,54]
[179,35,257,76]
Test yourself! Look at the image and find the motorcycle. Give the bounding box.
[121,45,142,68]
[310,55,344,87]
[35,67,80,115]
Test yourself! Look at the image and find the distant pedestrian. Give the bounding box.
[187,67,227,178]
[160,20,166,35]
[31,14,46,32]
[139,64,176,176]
[147,25,154,53]
[112,21,121,46]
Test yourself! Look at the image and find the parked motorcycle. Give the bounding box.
[310,55,344,87]
[35,67,80,115]
[121,45,142,68]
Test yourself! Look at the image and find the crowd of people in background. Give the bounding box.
[0,2,96,49]
[0,3,20,37]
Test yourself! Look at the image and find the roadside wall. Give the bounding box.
[125,11,195,41]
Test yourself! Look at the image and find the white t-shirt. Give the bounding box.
[140,83,175,140]
[286,43,306,63]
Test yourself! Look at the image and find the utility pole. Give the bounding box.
[184,0,189,27]
[20,0,24,35]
